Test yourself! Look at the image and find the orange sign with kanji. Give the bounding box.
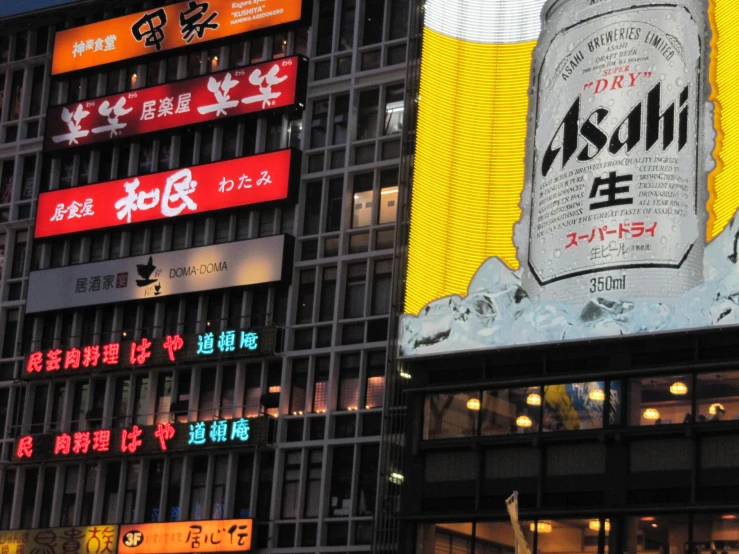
[51,0,304,75]
[118,520,252,553]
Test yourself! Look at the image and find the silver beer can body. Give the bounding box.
[517,0,713,307]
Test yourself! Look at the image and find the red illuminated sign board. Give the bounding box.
[44,56,307,152]
[23,326,277,377]
[35,149,298,238]
[14,418,273,462]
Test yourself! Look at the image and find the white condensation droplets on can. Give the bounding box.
[516,0,714,307]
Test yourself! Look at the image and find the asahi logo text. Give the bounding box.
[170,261,228,278]
[542,82,690,177]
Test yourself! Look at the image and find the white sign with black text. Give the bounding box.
[26,235,290,313]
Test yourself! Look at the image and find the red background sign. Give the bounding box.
[44,56,306,152]
[35,149,297,238]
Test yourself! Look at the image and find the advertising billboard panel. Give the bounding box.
[45,56,307,152]
[24,326,276,377]
[35,149,297,238]
[26,235,292,313]
[51,0,304,75]
[118,520,252,553]
[14,418,271,462]
[0,526,119,554]
[401,0,739,357]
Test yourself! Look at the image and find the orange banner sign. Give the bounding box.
[118,520,252,553]
[52,0,304,75]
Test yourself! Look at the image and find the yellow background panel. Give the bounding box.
[406,29,533,316]
[406,1,739,317]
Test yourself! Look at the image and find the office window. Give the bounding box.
[316,0,335,55]
[122,462,140,524]
[60,466,79,526]
[371,259,392,315]
[20,468,38,528]
[11,230,27,278]
[384,85,404,135]
[71,380,89,432]
[319,267,337,321]
[281,451,301,519]
[20,155,35,200]
[134,376,149,426]
[189,456,208,520]
[0,468,15,529]
[365,351,385,409]
[234,454,253,519]
[290,359,308,414]
[313,357,330,413]
[330,446,354,516]
[357,89,379,140]
[211,456,228,519]
[297,270,316,324]
[250,37,265,63]
[38,467,56,527]
[338,354,360,411]
[80,465,98,524]
[352,173,373,228]
[166,459,183,521]
[244,365,261,418]
[9,70,23,120]
[2,308,18,358]
[113,377,131,428]
[344,262,367,318]
[144,460,164,522]
[102,462,121,523]
[156,373,173,424]
[311,99,329,149]
[379,168,398,224]
[199,369,217,421]
[304,181,322,235]
[389,0,409,39]
[333,95,349,145]
[326,178,344,232]
[339,0,356,51]
[304,449,322,518]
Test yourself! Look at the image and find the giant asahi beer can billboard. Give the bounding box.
[401,0,739,356]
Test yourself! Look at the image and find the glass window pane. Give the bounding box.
[696,371,739,422]
[625,515,689,553]
[542,382,605,432]
[629,375,692,426]
[424,392,479,439]
[481,387,539,436]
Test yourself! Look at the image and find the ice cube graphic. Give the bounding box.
[398,207,739,357]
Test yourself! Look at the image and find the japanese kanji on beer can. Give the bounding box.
[516,0,715,306]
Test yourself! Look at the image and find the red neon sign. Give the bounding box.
[35,149,295,238]
[16,436,33,459]
[44,56,305,152]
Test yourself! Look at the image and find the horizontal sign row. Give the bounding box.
[0,519,252,554]
[52,0,305,75]
[24,326,276,377]
[45,56,307,152]
[35,149,298,238]
[26,234,292,313]
[15,418,272,462]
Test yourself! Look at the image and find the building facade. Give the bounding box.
[0,0,410,552]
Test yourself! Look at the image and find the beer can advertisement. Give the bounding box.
[401,0,739,357]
